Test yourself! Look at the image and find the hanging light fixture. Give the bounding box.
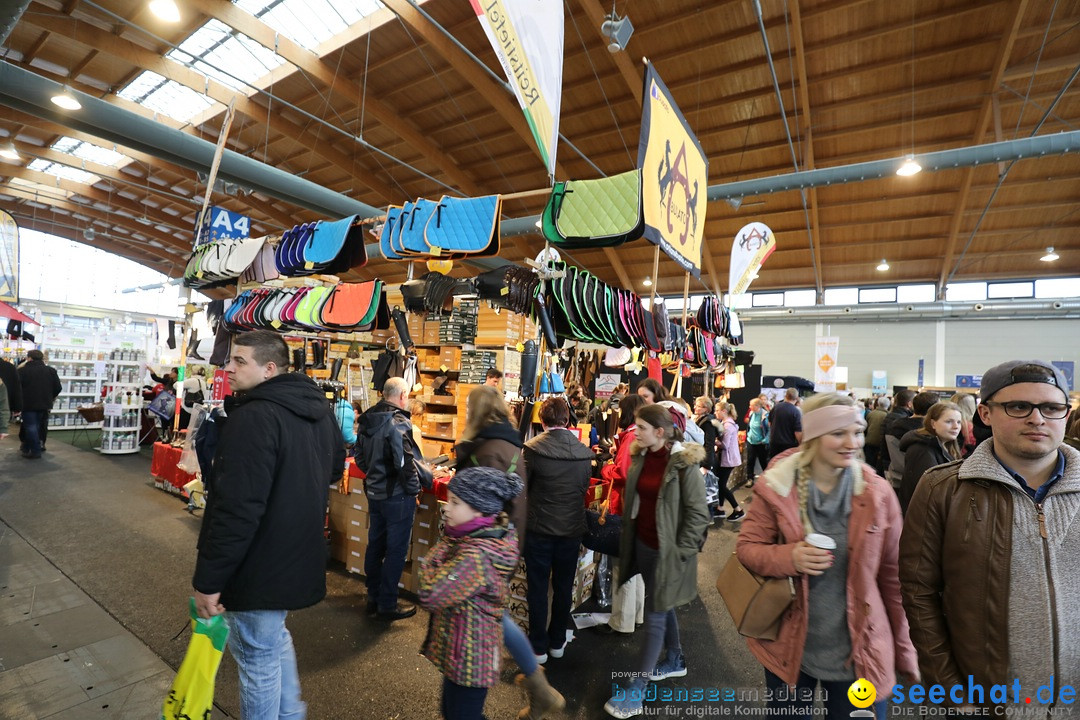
[896,155,922,176]
[50,88,81,110]
[876,259,890,272]
[0,143,18,160]
[1041,247,1059,262]
[896,3,921,178]
[642,275,653,287]
[149,0,181,22]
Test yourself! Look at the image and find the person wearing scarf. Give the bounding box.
[735,393,918,719]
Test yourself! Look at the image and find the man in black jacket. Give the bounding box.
[884,390,938,489]
[17,350,61,459]
[0,355,22,416]
[192,330,344,717]
[355,376,432,620]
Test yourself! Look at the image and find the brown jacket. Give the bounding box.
[456,432,528,551]
[899,455,1011,693]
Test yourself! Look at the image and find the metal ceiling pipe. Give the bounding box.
[707,131,1080,201]
[0,62,381,220]
[738,299,1080,323]
[0,0,31,45]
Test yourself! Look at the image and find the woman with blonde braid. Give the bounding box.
[735,393,918,719]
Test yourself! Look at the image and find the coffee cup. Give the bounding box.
[804,533,836,551]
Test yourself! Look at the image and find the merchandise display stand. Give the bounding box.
[99,349,146,455]
[44,329,105,432]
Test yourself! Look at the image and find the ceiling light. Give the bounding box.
[0,143,18,160]
[876,259,890,272]
[1041,247,1059,262]
[896,155,921,177]
[149,0,180,22]
[726,197,743,211]
[84,227,96,242]
[50,89,82,110]
[642,275,653,287]
[534,219,542,229]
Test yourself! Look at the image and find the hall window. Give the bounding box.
[752,293,784,307]
[987,281,1034,299]
[1035,278,1080,299]
[823,287,858,305]
[859,287,897,304]
[897,284,935,303]
[784,289,817,306]
[945,282,987,302]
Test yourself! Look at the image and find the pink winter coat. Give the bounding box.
[734,451,918,690]
[718,417,741,468]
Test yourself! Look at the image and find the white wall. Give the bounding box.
[743,318,1080,390]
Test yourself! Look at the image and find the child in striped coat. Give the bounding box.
[419,466,522,719]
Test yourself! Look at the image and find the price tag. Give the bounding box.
[104,403,122,418]
[439,364,448,372]
[304,261,314,270]
[271,320,282,329]
[500,287,509,295]
[430,246,442,257]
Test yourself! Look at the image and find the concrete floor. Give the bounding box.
[0,429,763,719]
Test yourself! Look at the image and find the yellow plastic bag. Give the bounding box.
[162,598,230,720]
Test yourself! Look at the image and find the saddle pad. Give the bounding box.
[295,286,331,330]
[380,206,405,261]
[553,169,644,247]
[223,236,267,276]
[324,222,369,274]
[391,201,415,257]
[540,181,567,245]
[321,281,377,328]
[400,199,439,256]
[242,239,280,284]
[280,287,310,326]
[307,216,358,266]
[287,223,317,276]
[361,287,390,331]
[424,195,501,257]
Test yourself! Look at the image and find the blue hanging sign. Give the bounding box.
[194,206,250,248]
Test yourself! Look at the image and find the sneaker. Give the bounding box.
[534,652,548,664]
[650,652,687,681]
[549,644,565,659]
[727,510,746,522]
[604,693,644,718]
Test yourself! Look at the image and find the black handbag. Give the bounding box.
[583,498,621,556]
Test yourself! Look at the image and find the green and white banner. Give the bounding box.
[0,209,18,303]
[471,0,564,177]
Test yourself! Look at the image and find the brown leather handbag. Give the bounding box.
[716,549,795,641]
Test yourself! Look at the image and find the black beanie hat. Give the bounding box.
[448,466,523,515]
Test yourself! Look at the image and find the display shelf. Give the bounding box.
[58,375,103,380]
[59,392,99,397]
[109,360,142,367]
[100,446,139,455]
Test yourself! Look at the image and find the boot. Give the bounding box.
[330,358,343,382]
[312,340,327,370]
[293,348,306,373]
[516,667,565,720]
[187,329,205,361]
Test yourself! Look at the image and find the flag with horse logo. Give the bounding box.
[637,63,708,277]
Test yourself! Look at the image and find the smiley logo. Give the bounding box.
[847,678,876,709]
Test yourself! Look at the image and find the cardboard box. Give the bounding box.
[344,537,367,569]
[346,506,368,539]
[329,535,348,563]
[422,326,440,345]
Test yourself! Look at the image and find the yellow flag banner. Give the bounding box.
[637,63,708,277]
[0,210,18,303]
[472,0,564,177]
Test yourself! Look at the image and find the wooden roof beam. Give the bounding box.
[22,11,402,203]
[570,0,642,106]
[937,0,1030,298]
[379,0,564,180]
[603,247,635,291]
[787,0,823,298]
[185,0,484,196]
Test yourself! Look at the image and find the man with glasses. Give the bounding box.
[899,360,1079,708]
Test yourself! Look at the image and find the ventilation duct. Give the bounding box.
[738,300,1080,324]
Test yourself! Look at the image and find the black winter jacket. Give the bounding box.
[898,429,955,514]
[523,428,593,537]
[193,373,346,611]
[694,412,721,470]
[0,357,22,412]
[18,359,61,412]
[355,399,432,499]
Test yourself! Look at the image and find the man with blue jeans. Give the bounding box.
[193,331,345,719]
[17,349,60,459]
[356,376,432,620]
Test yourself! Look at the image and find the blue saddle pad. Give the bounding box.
[307,215,357,265]
[275,226,297,275]
[286,223,316,276]
[380,206,404,260]
[424,195,501,257]
[391,202,414,257]
[400,199,438,256]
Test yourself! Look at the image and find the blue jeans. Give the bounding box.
[441,677,488,720]
[634,539,681,678]
[226,609,305,720]
[502,611,538,675]
[524,532,580,655]
[365,493,416,611]
[20,410,46,455]
[764,668,886,719]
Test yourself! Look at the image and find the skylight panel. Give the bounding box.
[50,137,129,168]
[27,159,100,185]
[234,0,384,51]
[167,19,285,92]
[118,71,216,123]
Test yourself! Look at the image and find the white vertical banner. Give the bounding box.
[471,0,564,177]
[814,336,840,392]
